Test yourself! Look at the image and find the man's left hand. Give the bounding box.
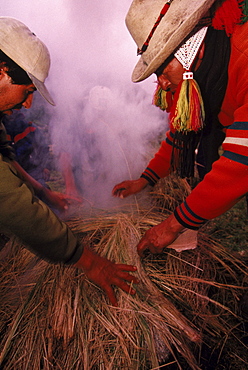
[42,188,83,213]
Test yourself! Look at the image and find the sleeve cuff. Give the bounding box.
[174,200,207,230]
[141,167,160,186]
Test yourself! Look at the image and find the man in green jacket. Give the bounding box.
[0,17,138,306]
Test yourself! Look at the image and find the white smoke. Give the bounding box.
[1,0,168,210]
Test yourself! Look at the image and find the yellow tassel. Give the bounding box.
[170,78,205,132]
[152,84,168,111]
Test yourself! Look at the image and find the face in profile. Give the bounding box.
[155,57,184,93]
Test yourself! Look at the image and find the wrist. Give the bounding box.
[74,244,95,273]
[166,213,185,234]
[139,177,149,188]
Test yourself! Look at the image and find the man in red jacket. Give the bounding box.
[112,0,248,255]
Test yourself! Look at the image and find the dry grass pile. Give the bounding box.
[150,175,192,212]
[0,208,247,370]
[0,174,247,369]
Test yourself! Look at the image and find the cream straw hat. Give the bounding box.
[125,0,216,82]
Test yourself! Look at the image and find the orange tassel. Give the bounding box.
[212,0,242,36]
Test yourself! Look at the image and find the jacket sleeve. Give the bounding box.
[0,156,83,264]
[174,117,248,229]
[0,121,15,160]
[174,155,248,229]
[140,129,175,185]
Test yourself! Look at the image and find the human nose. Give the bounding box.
[22,93,33,109]
[157,75,171,91]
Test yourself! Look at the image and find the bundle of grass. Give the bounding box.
[0,241,46,339]
[0,215,200,370]
[69,212,248,368]
[148,175,248,366]
[150,174,192,212]
[145,233,248,366]
[0,208,247,370]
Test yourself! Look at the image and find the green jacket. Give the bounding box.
[0,121,83,264]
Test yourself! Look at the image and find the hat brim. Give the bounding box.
[28,72,55,106]
[126,0,215,82]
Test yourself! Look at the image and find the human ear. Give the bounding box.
[194,42,205,71]
[198,42,205,61]
[0,68,6,82]
[0,66,9,79]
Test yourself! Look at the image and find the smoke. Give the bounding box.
[1,0,168,210]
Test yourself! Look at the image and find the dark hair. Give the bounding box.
[0,49,32,85]
[195,27,230,120]
[194,27,230,177]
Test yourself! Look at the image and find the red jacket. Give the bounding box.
[142,23,248,229]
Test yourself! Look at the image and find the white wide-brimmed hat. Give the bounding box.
[0,17,55,105]
[126,0,216,82]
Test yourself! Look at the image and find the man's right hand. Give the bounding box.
[74,245,139,307]
[112,178,148,198]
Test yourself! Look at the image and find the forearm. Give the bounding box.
[174,156,248,229]
[0,159,83,264]
[11,160,44,194]
[141,130,175,185]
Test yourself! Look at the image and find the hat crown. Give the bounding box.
[0,17,55,105]
[125,0,215,82]
[0,17,50,83]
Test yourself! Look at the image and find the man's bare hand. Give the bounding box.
[42,188,83,212]
[112,178,148,199]
[12,160,83,213]
[137,214,184,257]
[75,245,139,306]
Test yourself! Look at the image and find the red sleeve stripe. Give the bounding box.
[221,121,248,165]
[13,125,36,144]
[174,200,207,229]
[227,129,247,138]
[141,167,160,186]
[222,143,248,157]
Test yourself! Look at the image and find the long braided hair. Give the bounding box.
[194,26,231,178]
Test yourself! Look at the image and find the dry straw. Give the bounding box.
[0,175,247,369]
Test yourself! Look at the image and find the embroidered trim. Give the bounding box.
[174,27,208,70]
